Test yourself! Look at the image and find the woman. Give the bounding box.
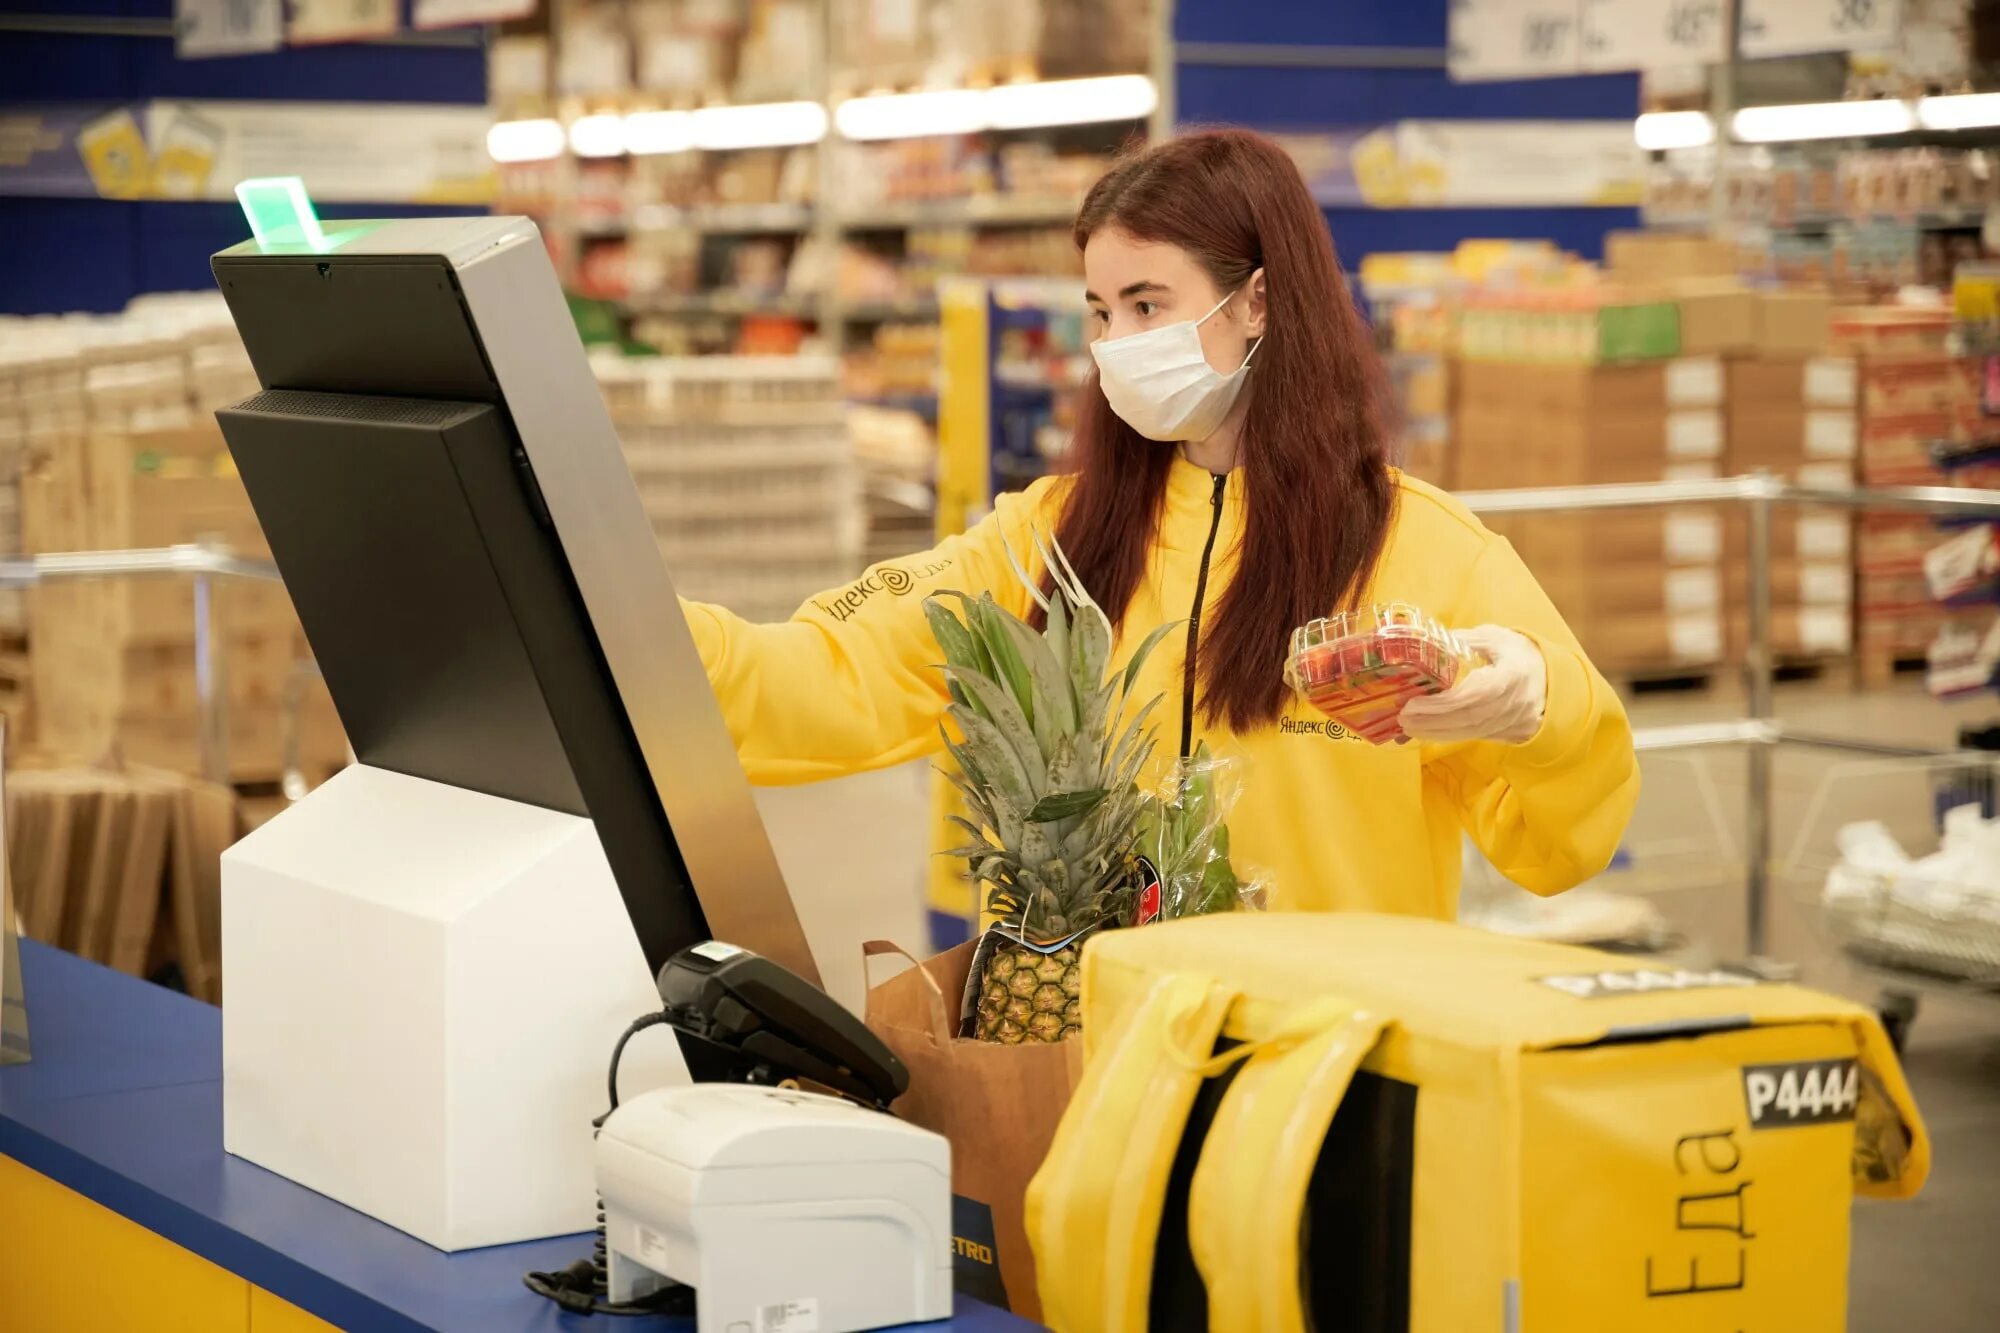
[684,129,1639,918]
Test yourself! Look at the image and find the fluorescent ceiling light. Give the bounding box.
[624,110,695,155]
[689,101,828,150]
[568,113,626,157]
[832,76,1158,140]
[985,75,1158,131]
[1634,111,1714,151]
[1917,93,2000,131]
[834,88,989,141]
[1731,99,1914,143]
[487,118,566,163]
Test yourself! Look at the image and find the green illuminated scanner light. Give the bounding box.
[234,176,329,252]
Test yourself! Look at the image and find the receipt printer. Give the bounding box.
[596,1083,954,1333]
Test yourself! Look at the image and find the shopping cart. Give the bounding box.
[1783,750,2000,1049]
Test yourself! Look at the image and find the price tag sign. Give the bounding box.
[174,0,283,58]
[1580,0,1729,71]
[1740,0,1903,58]
[1449,0,1586,82]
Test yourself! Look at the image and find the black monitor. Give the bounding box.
[209,217,817,985]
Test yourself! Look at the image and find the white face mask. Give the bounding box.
[1089,287,1262,443]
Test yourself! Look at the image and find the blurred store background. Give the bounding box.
[7,3,2000,1322]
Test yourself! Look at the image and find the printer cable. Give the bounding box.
[522,1007,695,1318]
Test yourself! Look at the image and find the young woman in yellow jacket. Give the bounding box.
[684,129,1640,920]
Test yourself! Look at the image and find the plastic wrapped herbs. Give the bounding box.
[1285,603,1479,745]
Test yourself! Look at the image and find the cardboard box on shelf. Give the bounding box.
[1537,562,1725,619]
[1723,510,1854,562]
[1830,308,1953,355]
[1604,231,1738,280]
[1673,280,1757,354]
[1728,405,1859,463]
[1755,559,1854,607]
[1597,301,1681,362]
[1396,416,1452,488]
[1511,509,1727,568]
[5,764,239,999]
[1860,410,1952,454]
[1725,605,1855,661]
[1452,357,1522,409]
[1570,608,1726,672]
[106,691,345,782]
[1494,358,1724,413]
[1400,355,1450,418]
[1757,291,1833,355]
[19,422,347,784]
[1725,356,1858,409]
[1859,356,1976,414]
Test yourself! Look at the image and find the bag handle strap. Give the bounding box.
[862,939,954,1045]
[1186,998,1388,1333]
[1025,974,1237,1333]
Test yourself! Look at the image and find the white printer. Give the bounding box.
[596,1082,954,1333]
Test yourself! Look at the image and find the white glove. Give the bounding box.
[1397,625,1548,746]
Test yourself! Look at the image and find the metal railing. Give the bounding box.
[1456,473,2000,966]
[0,542,285,787]
[21,476,2000,967]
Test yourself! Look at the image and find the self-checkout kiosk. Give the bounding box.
[210,216,821,1251]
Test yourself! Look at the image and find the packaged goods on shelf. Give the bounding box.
[596,355,863,623]
[1455,357,1724,488]
[0,296,266,747]
[1604,229,1739,280]
[1456,289,1679,364]
[1721,342,1859,662]
[832,0,1149,89]
[1457,357,1725,673]
[1923,523,2000,604]
[7,765,238,999]
[1926,618,2000,698]
[22,422,347,783]
[845,320,941,401]
[1671,278,1757,354]
[1758,290,1834,355]
[831,138,1103,215]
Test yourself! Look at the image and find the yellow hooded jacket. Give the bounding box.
[684,457,1640,917]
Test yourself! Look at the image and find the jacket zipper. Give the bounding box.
[1181,472,1228,759]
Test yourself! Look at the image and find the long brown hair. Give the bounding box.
[1053,128,1396,731]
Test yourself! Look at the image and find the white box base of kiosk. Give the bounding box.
[221,763,684,1251]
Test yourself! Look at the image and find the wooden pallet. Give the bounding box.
[1856,647,1930,690]
[1612,655,1851,696]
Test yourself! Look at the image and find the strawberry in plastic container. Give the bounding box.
[1285,603,1480,746]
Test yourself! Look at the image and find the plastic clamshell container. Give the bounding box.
[1285,603,1477,745]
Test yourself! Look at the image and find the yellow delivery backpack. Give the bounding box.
[1025,913,1928,1333]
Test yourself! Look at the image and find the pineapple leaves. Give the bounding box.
[997,528,1051,614]
[924,529,1182,948]
[973,598,1036,723]
[995,610,1078,748]
[925,597,989,721]
[1071,601,1113,710]
[1028,788,1110,824]
[1043,592,1073,716]
[944,667,1040,779]
[924,595,982,671]
[948,703,1042,806]
[1119,619,1182,703]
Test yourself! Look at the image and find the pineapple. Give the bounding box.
[924,532,1177,1044]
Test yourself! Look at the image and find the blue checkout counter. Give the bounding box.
[0,941,1034,1333]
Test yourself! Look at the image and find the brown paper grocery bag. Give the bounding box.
[864,940,1081,1323]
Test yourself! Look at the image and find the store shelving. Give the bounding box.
[840,298,943,322]
[623,291,821,318]
[833,196,1085,230]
